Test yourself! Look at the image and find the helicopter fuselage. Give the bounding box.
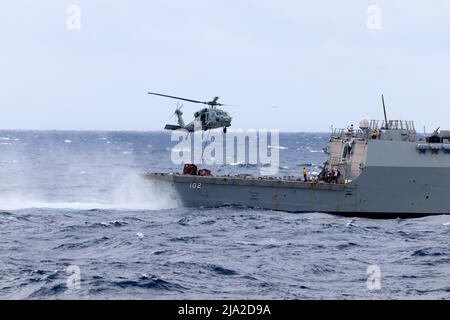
[184,107,232,132]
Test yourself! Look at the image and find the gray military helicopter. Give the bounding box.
[148,92,232,133]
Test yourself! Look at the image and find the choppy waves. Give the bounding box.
[1,207,450,299]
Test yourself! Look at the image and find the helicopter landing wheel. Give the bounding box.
[223,127,227,134]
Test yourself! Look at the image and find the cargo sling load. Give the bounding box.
[145,97,450,218]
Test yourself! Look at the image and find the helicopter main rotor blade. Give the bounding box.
[148,92,208,105]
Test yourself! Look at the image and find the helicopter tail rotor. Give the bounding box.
[170,102,184,119]
[171,103,185,127]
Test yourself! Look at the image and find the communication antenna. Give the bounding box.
[381,94,389,129]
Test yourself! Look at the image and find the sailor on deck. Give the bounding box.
[303,167,308,182]
[371,130,379,139]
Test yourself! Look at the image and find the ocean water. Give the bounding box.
[0,131,449,299]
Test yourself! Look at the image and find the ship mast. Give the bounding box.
[382,94,389,129]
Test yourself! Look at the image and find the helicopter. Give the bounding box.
[148,92,232,133]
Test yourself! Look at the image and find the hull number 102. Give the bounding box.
[189,183,202,189]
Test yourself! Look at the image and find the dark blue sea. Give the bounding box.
[0,131,449,299]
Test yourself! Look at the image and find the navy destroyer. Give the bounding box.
[145,107,450,218]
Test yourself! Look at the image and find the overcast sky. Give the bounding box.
[1,0,449,131]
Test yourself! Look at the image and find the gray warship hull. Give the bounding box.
[146,122,450,218]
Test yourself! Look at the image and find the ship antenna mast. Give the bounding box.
[382,94,389,129]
